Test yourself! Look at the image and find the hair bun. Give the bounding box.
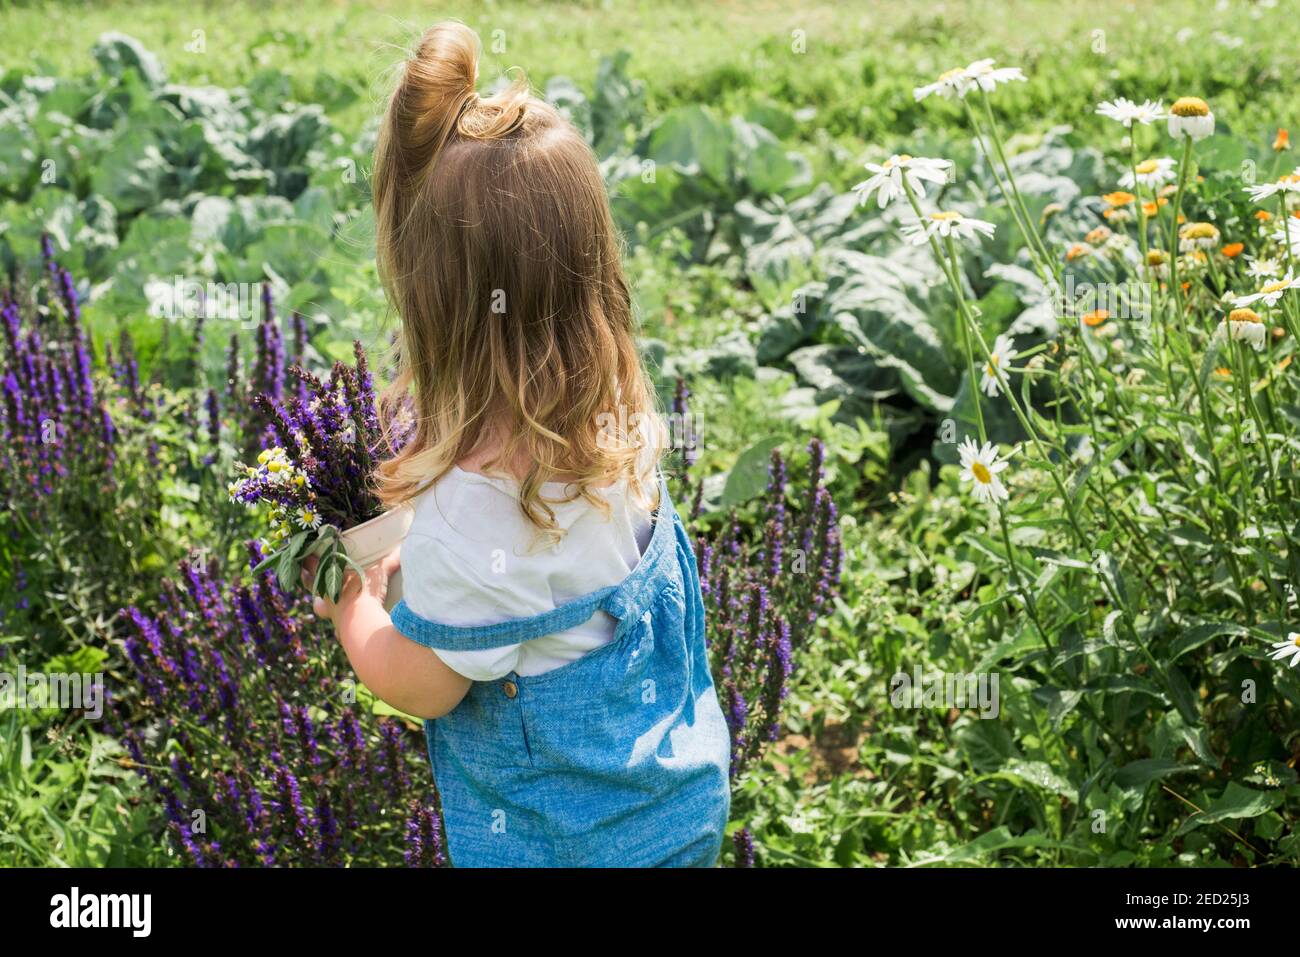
[396,22,481,150]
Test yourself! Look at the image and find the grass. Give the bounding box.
[5,0,1300,167]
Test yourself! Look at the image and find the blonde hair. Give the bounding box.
[372,21,661,537]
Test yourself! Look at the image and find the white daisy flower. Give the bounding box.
[914,67,971,101]
[1244,171,1300,204]
[1233,275,1300,309]
[1168,96,1215,141]
[1120,157,1177,189]
[957,437,1010,504]
[962,59,1027,94]
[1178,222,1221,253]
[853,154,953,208]
[295,507,322,530]
[1246,256,1282,279]
[1096,97,1165,128]
[1145,249,1171,279]
[901,210,997,246]
[1268,633,1300,668]
[913,60,1026,101]
[979,334,1017,397]
[1269,223,1300,257]
[1223,308,1268,351]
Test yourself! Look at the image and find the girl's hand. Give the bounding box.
[302,547,401,623]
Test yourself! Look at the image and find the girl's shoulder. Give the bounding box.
[399,466,654,629]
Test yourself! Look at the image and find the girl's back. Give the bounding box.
[315,20,731,867]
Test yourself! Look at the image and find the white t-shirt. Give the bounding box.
[399,465,656,680]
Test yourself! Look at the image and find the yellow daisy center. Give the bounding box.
[971,462,992,484]
[1171,97,1210,117]
[1135,159,1160,175]
[1262,280,1291,295]
[1229,308,1263,323]
[939,68,965,83]
[1181,222,1218,240]
[1147,250,1169,265]
[930,211,962,221]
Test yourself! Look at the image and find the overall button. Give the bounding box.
[502,680,518,699]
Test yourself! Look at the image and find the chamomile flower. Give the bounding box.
[1146,249,1171,278]
[962,59,1027,93]
[1233,275,1300,309]
[1244,171,1300,204]
[1268,633,1300,668]
[1085,225,1113,246]
[853,154,953,208]
[1224,308,1268,351]
[295,507,322,530]
[913,67,971,101]
[1178,221,1221,252]
[957,437,1010,504]
[1096,97,1165,128]
[1269,223,1300,257]
[913,59,1024,101]
[901,210,997,246]
[1120,157,1177,190]
[1246,256,1282,280]
[979,334,1016,397]
[1167,96,1215,141]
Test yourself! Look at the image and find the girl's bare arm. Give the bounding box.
[309,549,471,720]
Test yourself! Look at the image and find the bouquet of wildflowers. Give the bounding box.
[228,341,414,601]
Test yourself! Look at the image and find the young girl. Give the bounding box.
[311,21,731,867]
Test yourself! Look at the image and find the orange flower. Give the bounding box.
[1066,242,1091,261]
[1279,354,1294,372]
[1085,226,1112,245]
[1222,242,1244,258]
[1103,191,1136,207]
[1213,366,1232,378]
[1082,309,1109,327]
[1256,210,1274,221]
[1275,128,1291,151]
[1142,201,1159,216]
[1176,213,1187,225]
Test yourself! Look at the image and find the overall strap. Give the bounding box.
[390,470,675,652]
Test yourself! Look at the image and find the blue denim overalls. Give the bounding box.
[389,475,731,867]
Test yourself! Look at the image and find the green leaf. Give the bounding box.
[647,105,732,185]
[1164,664,1201,726]
[1175,782,1281,836]
[324,561,343,603]
[275,547,299,592]
[1168,621,1248,662]
[996,760,1074,797]
[1114,758,1196,791]
[720,437,783,508]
